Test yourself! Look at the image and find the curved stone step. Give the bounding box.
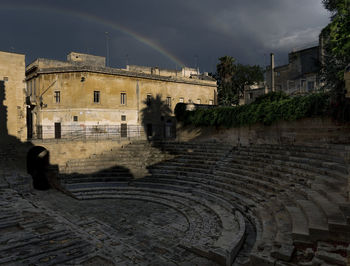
[66,180,266,251]
[70,185,246,266]
[141,175,267,203]
[229,153,347,190]
[228,155,346,186]
[241,144,347,164]
[234,148,347,181]
[296,199,329,241]
[149,169,278,199]
[284,205,309,242]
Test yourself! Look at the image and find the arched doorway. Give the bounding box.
[27,146,50,190]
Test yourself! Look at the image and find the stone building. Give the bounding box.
[25,52,217,139]
[266,46,322,95]
[243,82,267,105]
[0,51,27,142]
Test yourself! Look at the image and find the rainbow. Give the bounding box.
[1,4,185,67]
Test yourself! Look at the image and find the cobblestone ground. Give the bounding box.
[0,187,220,265]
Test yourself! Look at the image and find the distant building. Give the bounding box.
[25,52,217,140]
[0,51,27,142]
[243,82,267,105]
[266,46,322,95]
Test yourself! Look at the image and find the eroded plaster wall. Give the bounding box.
[177,117,350,145]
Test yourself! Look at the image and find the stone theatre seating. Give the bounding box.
[62,141,350,265]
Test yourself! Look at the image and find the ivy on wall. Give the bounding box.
[175,92,331,128]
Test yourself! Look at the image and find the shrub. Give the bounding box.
[176,92,331,128]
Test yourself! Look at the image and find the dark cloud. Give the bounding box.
[0,0,330,72]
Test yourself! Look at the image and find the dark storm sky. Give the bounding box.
[0,0,330,73]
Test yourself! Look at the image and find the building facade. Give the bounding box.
[26,52,217,140]
[266,46,322,95]
[0,51,27,142]
[243,82,267,105]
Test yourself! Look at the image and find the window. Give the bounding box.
[73,116,78,122]
[54,91,60,103]
[3,77,8,81]
[196,99,201,104]
[308,81,314,91]
[94,91,100,103]
[209,100,213,105]
[121,93,127,105]
[166,97,171,108]
[121,115,126,121]
[146,94,152,106]
[249,93,253,99]
[179,97,184,103]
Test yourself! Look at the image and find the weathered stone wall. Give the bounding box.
[30,139,129,168]
[177,117,350,145]
[67,52,106,67]
[0,51,26,142]
[26,58,72,70]
[29,139,174,179]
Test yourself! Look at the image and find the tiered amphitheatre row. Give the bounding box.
[62,141,350,266]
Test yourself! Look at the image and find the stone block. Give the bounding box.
[315,250,347,266]
[271,243,295,261]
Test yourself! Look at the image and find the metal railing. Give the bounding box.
[29,124,176,141]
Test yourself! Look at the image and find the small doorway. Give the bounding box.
[54,122,61,139]
[121,123,127,138]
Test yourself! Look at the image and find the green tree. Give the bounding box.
[320,0,350,120]
[320,0,350,95]
[216,56,264,106]
[231,64,264,102]
[216,56,236,106]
